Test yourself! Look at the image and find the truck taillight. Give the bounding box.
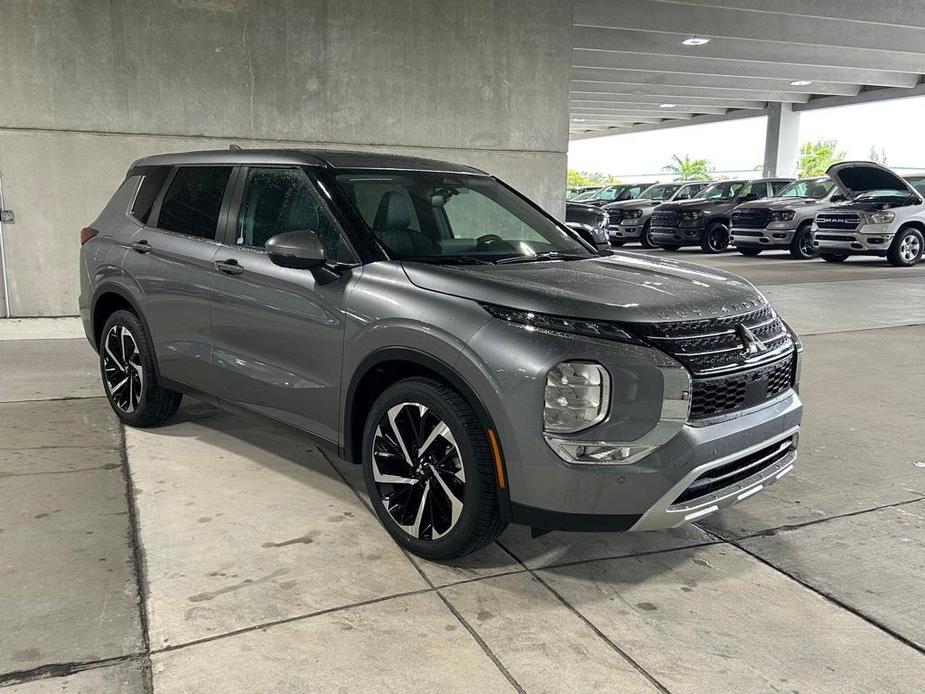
[80,227,99,245]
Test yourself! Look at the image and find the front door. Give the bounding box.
[209,165,360,443]
[123,165,234,392]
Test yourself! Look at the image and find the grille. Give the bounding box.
[651,209,679,227]
[689,354,794,419]
[731,208,771,229]
[816,212,860,230]
[673,438,794,505]
[630,305,793,375]
[815,233,854,242]
[606,209,624,228]
[733,230,762,238]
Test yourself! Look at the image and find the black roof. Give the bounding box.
[130,148,489,175]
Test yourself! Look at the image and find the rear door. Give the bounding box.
[123,165,234,392]
[208,165,360,442]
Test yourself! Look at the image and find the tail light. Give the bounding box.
[80,227,99,245]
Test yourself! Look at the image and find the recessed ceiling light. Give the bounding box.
[682,36,711,46]
[572,118,586,122]
[790,80,813,86]
[659,103,677,109]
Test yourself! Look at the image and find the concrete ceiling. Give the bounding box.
[569,0,925,138]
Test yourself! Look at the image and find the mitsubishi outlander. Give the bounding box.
[79,149,803,559]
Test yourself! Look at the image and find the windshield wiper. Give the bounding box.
[412,255,496,266]
[495,251,588,265]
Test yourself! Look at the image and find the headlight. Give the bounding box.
[864,211,895,224]
[623,209,643,219]
[480,304,639,344]
[598,212,609,229]
[544,361,610,433]
[679,209,704,220]
[769,210,796,222]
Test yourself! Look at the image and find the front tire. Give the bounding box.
[887,227,923,267]
[700,222,730,254]
[362,377,506,560]
[99,310,182,427]
[820,253,849,263]
[640,221,655,249]
[789,224,818,259]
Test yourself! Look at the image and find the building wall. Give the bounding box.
[0,0,571,316]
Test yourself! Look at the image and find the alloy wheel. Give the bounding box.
[900,233,921,263]
[707,225,729,252]
[371,402,465,541]
[798,229,816,257]
[102,325,143,413]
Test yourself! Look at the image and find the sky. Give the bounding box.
[568,94,925,182]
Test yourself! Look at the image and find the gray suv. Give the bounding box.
[79,149,803,559]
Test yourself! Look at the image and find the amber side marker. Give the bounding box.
[487,428,506,489]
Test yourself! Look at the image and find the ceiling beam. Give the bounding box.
[570,108,768,140]
[573,26,925,75]
[571,68,860,96]
[572,49,919,88]
[571,81,803,103]
[571,91,765,109]
[792,82,925,112]
[574,0,925,54]
[571,101,729,114]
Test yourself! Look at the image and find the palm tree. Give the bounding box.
[663,154,713,181]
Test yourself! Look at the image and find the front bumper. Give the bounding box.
[610,220,645,240]
[731,226,796,249]
[651,225,705,246]
[812,223,894,255]
[510,389,802,532]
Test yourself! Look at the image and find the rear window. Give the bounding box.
[130,167,171,224]
[157,166,232,239]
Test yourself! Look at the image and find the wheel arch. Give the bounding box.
[90,284,156,369]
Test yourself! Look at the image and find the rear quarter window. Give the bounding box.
[130,166,171,224]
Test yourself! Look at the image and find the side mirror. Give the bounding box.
[831,193,846,203]
[266,230,326,269]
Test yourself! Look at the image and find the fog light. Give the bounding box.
[546,439,653,465]
[544,362,610,433]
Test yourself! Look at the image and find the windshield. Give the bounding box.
[700,181,746,200]
[905,176,925,196]
[779,178,835,199]
[333,170,592,264]
[640,184,681,201]
[570,187,602,201]
[594,185,628,201]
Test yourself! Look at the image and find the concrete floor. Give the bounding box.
[1,250,924,692]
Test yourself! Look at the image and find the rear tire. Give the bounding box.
[700,222,730,254]
[820,253,849,263]
[789,224,818,259]
[737,248,762,257]
[99,310,182,427]
[886,227,923,267]
[362,377,506,560]
[640,221,655,249]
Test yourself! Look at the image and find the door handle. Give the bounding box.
[214,259,244,275]
[131,240,151,254]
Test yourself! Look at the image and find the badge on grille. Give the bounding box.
[737,324,768,355]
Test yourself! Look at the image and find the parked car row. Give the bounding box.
[565,162,925,266]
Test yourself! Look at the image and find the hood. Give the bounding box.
[659,197,734,213]
[827,161,920,200]
[401,253,765,324]
[603,198,657,211]
[735,196,824,211]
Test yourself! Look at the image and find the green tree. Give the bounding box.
[797,139,846,178]
[662,154,713,181]
[567,169,621,188]
[868,146,888,165]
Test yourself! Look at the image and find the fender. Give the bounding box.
[89,284,162,382]
[342,346,512,520]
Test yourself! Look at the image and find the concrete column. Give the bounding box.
[762,103,801,178]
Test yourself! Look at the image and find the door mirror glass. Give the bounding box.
[266,230,326,269]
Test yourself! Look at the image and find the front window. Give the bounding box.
[674,183,704,201]
[640,184,681,201]
[596,185,626,201]
[700,181,746,200]
[334,171,591,264]
[571,188,602,201]
[779,179,835,199]
[905,176,925,196]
